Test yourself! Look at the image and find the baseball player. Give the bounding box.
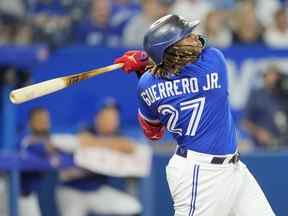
[115,14,275,216]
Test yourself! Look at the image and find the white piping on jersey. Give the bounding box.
[138,108,160,123]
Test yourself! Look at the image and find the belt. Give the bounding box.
[176,147,240,164]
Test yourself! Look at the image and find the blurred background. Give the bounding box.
[0,0,288,216]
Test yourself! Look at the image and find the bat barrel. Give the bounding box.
[10,78,66,104]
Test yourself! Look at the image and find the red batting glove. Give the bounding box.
[114,50,149,74]
[138,114,165,141]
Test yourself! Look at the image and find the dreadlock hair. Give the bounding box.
[146,44,203,77]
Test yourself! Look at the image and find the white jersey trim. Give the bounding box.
[138,109,160,124]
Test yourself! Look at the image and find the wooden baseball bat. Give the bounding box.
[10,63,123,104]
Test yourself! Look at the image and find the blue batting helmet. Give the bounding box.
[143,14,200,65]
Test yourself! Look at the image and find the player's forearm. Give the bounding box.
[50,134,80,153]
[243,120,274,145]
[78,133,135,154]
[243,120,261,136]
[138,114,165,140]
[104,137,136,154]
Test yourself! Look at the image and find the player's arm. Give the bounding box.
[114,50,165,140]
[137,88,165,141]
[78,132,136,154]
[114,50,149,78]
[138,111,165,141]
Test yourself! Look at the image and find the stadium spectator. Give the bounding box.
[264,8,288,48]
[203,11,232,48]
[20,107,59,216]
[171,0,213,33]
[254,0,280,28]
[0,21,11,44]
[0,12,32,45]
[113,0,141,10]
[0,0,25,17]
[14,22,33,45]
[243,65,288,150]
[231,0,263,45]
[57,98,142,216]
[113,0,131,4]
[20,104,142,216]
[64,0,90,22]
[74,0,134,47]
[209,0,236,10]
[27,0,67,16]
[123,0,174,47]
[29,0,72,48]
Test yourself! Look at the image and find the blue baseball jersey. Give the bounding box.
[137,47,236,155]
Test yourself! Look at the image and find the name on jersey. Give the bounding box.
[141,73,221,106]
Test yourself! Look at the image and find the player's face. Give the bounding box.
[95,107,120,135]
[30,110,51,134]
[176,33,202,47]
[91,0,110,25]
[264,70,280,89]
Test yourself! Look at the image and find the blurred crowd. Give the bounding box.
[239,65,288,152]
[0,0,288,154]
[0,0,288,49]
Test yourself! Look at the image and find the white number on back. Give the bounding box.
[158,105,182,135]
[158,97,206,136]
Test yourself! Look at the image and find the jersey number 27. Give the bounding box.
[158,97,206,136]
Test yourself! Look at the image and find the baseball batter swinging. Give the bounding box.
[115,14,275,216]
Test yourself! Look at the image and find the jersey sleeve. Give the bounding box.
[137,75,160,124]
[202,47,229,90]
[204,47,227,70]
[137,90,160,123]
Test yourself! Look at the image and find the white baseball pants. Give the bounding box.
[166,150,275,216]
[19,194,41,216]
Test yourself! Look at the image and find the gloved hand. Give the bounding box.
[138,114,165,141]
[114,50,149,74]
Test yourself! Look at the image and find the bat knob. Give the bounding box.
[9,91,18,104]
